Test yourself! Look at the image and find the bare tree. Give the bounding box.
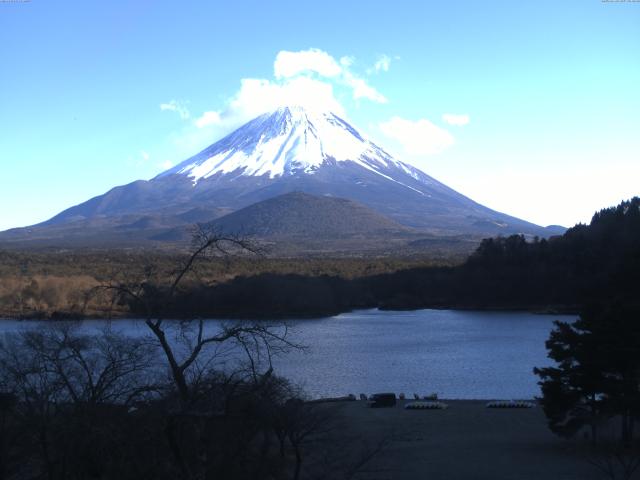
[95,225,300,407]
[12,325,157,406]
[0,325,158,480]
[89,226,311,480]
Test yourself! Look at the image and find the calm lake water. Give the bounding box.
[0,309,575,399]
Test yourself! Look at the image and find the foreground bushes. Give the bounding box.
[0,325,383,480]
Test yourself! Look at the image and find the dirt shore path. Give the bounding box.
[334,399,598,480]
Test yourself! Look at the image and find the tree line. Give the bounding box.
[120,197,640,318]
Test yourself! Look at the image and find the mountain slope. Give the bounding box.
[158,106,426,182]
[210,191,410,238]
[0,105,563,250]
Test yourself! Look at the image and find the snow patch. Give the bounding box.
[159,106,433,195]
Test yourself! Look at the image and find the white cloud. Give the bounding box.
[442,113,470,126]
[339,56,354,67]
[195,110,222,128]
[379,116,455,155]
[160,100,190,120]
[273,48,387,103]
[141,150,149,161]
[367,54,395,75]
[174,48,388,160]
[373,54,391,73]
[193,47,390,132]
[192,76,345,132]
[228,77,344,118]
[342,72,387,103]
[159,160,173,170]
[274,48,342,79]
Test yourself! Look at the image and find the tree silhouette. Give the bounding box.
[535,302,640,445]
[97,225,300,406]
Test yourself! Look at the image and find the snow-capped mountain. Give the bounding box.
[148,105,550,235]
[158,106,428,190]
[0,105,564,249]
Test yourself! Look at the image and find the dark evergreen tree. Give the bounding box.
[535,302,640,445]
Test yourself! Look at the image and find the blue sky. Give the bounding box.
[1,0,638,231]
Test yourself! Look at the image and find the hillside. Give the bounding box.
[210,192,410,238]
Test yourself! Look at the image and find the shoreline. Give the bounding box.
[310,397,540,403]
[0,304,580,322]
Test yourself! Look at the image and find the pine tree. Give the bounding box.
[535,303,640,445]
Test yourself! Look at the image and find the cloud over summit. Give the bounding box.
[193,48,387,134]
[164,48,461,170]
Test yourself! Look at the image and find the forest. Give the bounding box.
[122,197,640,319]
[0,197,638,320]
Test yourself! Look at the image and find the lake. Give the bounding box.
[0,309,574,399]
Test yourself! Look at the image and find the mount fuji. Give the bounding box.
[0,106,563,251]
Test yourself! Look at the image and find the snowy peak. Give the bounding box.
[158,106,416,182]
